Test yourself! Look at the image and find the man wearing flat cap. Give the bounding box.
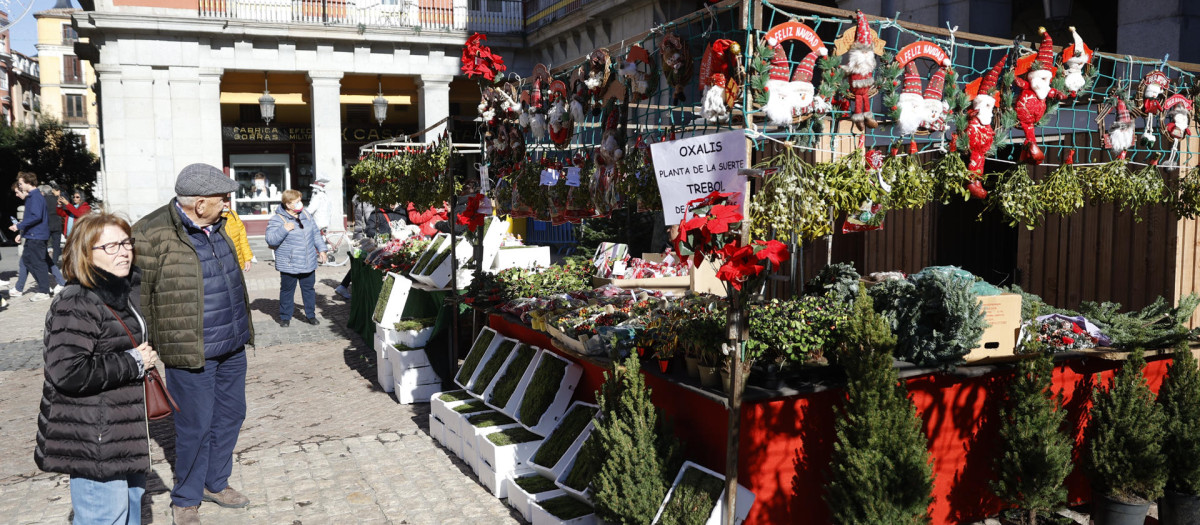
[132,163,254,525]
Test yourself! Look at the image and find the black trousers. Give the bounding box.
[21,238,53,294]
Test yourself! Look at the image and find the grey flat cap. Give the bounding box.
[175,163,240,196]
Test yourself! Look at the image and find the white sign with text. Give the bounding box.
[650,129,747,224]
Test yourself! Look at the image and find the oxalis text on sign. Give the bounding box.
[650,129,748,224]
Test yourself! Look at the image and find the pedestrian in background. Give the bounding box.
[266,189,326,327]
[333,193,372,299]
[58,188,93,237]
[42,183,67,292]
[222,202,253,272]
[8,173,56,301]
[35,211,158,525]
[132,164,253,525]
[9,181,67,297]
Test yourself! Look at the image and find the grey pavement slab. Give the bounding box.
[0,255,522,524]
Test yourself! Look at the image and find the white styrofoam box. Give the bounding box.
[408,233,449,278]
[453,326,501,390]
[373,331,387,354]
[478,428,543,478]
[493,245,552,271]
[391,360,441,389]
[528,402,599,481]
[396,382,441,404]
[505,477,566,523]
[482,344,540,417]
[413,236,474,289]
[541,423,594,498]
[376,344,394,393]
[650,461,756,525]
[448,404,494,446]
[388,344,432,370]
[479,216,510,270]
[430,390,473,424]
[476,460,533,499]
[512,350,583,436]
[530,497,597,525]
[443,426,463,457]
[468,423,521,475]
[395,325,435,348]
[553,428,596,504]
[377,272,414,327]
[430,412,446,445]
[454,330,511,392]
[377,325,400,346]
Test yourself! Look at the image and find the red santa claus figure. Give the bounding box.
[1140,70,1170,144]
[1106,98,1135,159]
[1162,94,1194,142]
[965,56,1007,199]
[922,67,949,132]
[700,39,742,123]
[1014,27,1075,164]
[762,42,795,126]
[841,10,878,130]
[895,62,927,136]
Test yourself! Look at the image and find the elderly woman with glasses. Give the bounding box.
[35,211,159,525]
[57,189,93,237]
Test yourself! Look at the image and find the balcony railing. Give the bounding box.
[197,0,522,34]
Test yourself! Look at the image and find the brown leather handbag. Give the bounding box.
[105,304,179,420]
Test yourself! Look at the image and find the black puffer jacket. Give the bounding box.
[35,268,150,479]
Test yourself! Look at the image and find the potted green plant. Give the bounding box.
[1085,348,1167,525]
[990,352,1073,525]
[825,288,935,523]
[1157,344,1200,525]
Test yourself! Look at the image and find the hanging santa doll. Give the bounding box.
[1014,27,1076,164]
[965,56,1007,199]
[790,51,824,117]
[761,42,796,126]
[1062,26,1092,93]
[700,39,743,123]
[1162,94,1194,143]
[895,62,927,136]
[1140,70,1170,144]
[1105,98,1135,159]
[842,10,878,130]
[922,67,949,132]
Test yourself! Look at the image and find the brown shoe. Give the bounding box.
[171,505,200,525]
[202,486,250,508]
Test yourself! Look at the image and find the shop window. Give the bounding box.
[230,154,290,218]
[63,56,83,85]
[64,94,86,123]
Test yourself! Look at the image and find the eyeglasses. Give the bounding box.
[92,238,135,255]
[72,195,82,199]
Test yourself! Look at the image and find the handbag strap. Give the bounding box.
[104,304,141,348]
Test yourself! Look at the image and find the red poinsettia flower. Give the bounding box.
[456,193,487,232]
[1062,336,1075,345]
[753,239,789,266]
[461,33,507,81]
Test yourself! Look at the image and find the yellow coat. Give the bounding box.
[222,210,253,267]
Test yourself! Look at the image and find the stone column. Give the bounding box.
[167,67,224,181]
[96,64,161,220]
[308,71,346,231]
[198,68,225,169]
[416,75,452,142]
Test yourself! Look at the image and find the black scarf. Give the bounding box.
[81,267,139,309]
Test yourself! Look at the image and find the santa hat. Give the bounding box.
[769,44,789,82]
[1068,26,1091,61]
[1035,27,1054,70]
[855,10,872,46]
[1144,70,1170,90]
[792,52,818,83]
[1116,98,1131,123]
[902,62,922,95]
[924,67,946,100]
[977,55,1007,97]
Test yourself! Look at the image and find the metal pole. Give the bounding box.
[446,119,461,380]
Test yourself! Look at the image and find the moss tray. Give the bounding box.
[394,317,436,331]
[538,495,593,521]
[561,432,599,491]
[659,466,724,525]
[488,344,537,409]
[519,356,567,427]
[469,340,518,395]
[455,330,497,385]
[452,400,489,414]
[486,427,542,447]
[467,411,516,428]
[437,390,474,403]
[372,275,396,324]
[410,235,446,275]
[532,404,597,468]
[513,474,558,494]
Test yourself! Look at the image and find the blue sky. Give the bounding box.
[7,0,65,56]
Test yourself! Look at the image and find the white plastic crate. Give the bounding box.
[478,428,543,478]
[511,350,583,436]
[376,343,394,393]
[553,429,596,504]
[493,245,551,271]
[529,498,597,525]
[413,237,474,289]
[375,272,414,327]
[468,422,521,474]
[388,344,432,370]
[430,412,446,445]
[505,477,566,523]
[391,361,440,389]
[430,390,473,424]
[528,405,597,482]
[650,461,756,525]
[476,460,533,499]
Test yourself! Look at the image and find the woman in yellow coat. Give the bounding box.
[223,204,254,271]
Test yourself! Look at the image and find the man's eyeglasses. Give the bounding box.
[92,238,135,255]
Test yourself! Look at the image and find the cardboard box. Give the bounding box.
[963,293,1023,363]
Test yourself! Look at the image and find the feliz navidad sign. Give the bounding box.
[650,130,748,224]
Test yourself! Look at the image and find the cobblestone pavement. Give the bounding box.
[0,247,521,524]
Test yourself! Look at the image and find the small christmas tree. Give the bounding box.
[1086,347,1167,503]
[1158,343,1200,497]
[826,289,934,524]
[991,353,1073,525]
[591,356,682,524]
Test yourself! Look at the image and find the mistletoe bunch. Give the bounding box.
[675,191,788,292]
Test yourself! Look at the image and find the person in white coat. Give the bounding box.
[307,177,332,232]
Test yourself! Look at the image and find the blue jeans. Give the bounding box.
[20,238,54,294]
[166,349,247,507]
[279,270,316,321]
[70,472,146,525]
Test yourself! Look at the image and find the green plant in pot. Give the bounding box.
[991,352,1073,525]
[1085,348,1167,525]
[1156,343,1200,525]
